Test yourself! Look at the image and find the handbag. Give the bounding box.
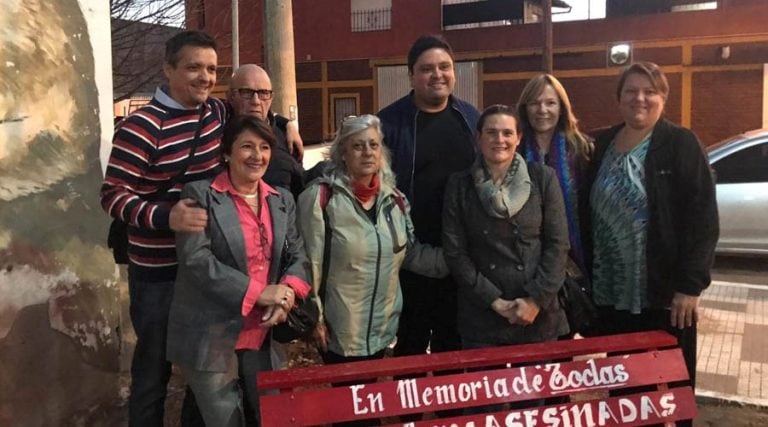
[106,105,207,264]
[271,234,320,343]
[558,258,598,335]
[272,294,320,343]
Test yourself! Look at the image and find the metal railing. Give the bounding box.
[351,7,391,32]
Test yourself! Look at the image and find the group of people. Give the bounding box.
[101,30,718,427]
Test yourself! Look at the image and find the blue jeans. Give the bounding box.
[127,278,176,427]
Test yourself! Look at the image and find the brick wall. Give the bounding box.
[692,70,763,146]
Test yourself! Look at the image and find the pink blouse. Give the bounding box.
[210,171,310,350]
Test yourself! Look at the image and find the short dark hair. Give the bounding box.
[407,35,454,74]
[616,61,669,101]
[165,31,217,67]
[221,115,276,157]
[477,104,521,135]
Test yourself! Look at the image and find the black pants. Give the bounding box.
[127,278,204,427]
[393,270,461,356]
[588,306,696,427]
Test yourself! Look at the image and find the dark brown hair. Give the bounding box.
[476,104,521,135]
[221,115,276,157]
[407,35,454,74]
[165,30,217,67]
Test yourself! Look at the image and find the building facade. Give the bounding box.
[190,0,768,146]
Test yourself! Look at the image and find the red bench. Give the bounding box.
[258,331,696,426]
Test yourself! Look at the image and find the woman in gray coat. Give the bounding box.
[443,105,570,349]
[167,116,311,426]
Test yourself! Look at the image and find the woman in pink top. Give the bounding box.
[167,116,311,426]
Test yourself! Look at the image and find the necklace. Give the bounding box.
[237,191,258,199]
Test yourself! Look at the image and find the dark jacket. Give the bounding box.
[378,91,480,200]
[585,118,719,307]
[442,162,570,345]
[263,112,305,198]
[167,180,310,372]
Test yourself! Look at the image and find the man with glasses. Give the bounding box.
[229,64,305,198]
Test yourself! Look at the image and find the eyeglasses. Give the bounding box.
[235,88,274,101]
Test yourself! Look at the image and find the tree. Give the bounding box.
[111,0,186,101]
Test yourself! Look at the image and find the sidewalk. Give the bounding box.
[697,280,768,406]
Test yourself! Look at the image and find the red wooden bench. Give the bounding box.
[258,331,696,426]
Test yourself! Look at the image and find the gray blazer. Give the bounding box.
[442,162,570,345]
[167,179,310,372]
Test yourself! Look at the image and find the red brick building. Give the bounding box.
[188,0,768,146]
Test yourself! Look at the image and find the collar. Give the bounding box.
[154,85,202,111]
[211,170,279,199]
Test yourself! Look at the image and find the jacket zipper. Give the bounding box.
[365,206,383,355]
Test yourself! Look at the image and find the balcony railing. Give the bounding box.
[351,7,391,32]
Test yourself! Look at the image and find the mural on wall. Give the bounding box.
[0,0,119,424]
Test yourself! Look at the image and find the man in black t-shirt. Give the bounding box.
[378,35,480,360]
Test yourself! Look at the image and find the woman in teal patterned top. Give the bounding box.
[586,62,719,402]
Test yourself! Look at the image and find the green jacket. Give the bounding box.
[297,173,447,356]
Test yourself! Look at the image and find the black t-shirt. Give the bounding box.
[412,107,474,245]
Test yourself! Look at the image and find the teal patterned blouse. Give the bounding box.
[590,134,652,313]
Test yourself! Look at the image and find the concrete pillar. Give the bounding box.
[264,0,298,121]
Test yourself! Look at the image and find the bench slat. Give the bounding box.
[258,331,677,390]
[260,348,689,425]
[382,387,697,427]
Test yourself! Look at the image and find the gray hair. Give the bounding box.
[327,114,396,188]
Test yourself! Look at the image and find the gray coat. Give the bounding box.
[167,179,310,372]
[442,162,570,345]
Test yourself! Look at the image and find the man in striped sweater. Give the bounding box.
[100,31,225,427]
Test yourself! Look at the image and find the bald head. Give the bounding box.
[229,64,273,121]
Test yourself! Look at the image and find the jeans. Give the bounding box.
[127,278,175,427]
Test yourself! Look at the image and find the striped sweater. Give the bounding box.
[101,91,227,282]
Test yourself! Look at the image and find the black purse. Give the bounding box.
[107,219,130,264]
[558,258,598,336]
[272,294,320,343]
[271,233,321,343]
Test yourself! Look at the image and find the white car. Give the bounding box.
[707,129,768,255]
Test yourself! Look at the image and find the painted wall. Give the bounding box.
[196,1,768,145]
[0,0,119,424]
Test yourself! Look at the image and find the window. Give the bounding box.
[671,2,717,12]
[713,142,768,184]
[331,94,360,136]
[351,0,391,32]
[376,62,480,111]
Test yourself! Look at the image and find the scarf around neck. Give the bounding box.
[522,131,584,270]
[352,174,380,203]
[471,153,531,219]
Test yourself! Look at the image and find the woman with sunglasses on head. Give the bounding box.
[297,115,447,386]
[167,115,311,427]
[516,74,592,280]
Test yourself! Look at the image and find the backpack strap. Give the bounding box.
[318,183,332,302]
[392,189,406,215]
